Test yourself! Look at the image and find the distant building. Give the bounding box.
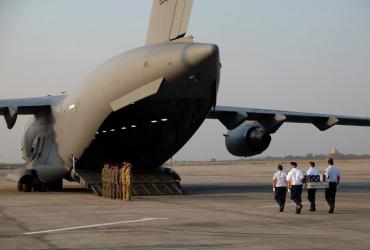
[328,147,339,157]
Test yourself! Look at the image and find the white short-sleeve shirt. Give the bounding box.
[307,167,319,176]
[286,168,304,185]
[273,170,288,187]
[325,165,340,183]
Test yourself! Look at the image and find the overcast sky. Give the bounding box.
[0,0,370,163]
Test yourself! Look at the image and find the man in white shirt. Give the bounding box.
[325,158,341,214]
[272,164,288,212]
[306,161,319,212]
[286,162,304,214]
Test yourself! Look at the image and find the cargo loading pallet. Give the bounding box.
[73,169,183,197]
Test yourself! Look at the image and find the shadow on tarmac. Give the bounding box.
[182,182,370,195]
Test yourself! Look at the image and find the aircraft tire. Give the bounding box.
[33,181,47,192]
[22,183,32,192]
[17,182,23,192]
[19,175,33,192]
[48,179,63,192]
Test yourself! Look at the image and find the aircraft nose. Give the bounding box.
[186,43,219,67]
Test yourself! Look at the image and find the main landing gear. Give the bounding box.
[17,174,63,192]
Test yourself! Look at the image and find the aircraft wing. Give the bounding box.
[208,105,370,133]
[146,0,193,44]
[0,95,66,129]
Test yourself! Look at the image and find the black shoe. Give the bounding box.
[279,205,284,212]
[329,206,334,214]
[296,205,303,214]
[309,207,316,212]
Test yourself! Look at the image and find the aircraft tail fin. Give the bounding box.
[146,0,193,45]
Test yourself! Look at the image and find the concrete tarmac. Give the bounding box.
[1,159,370,250]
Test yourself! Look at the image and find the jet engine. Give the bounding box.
[225,124,271,157]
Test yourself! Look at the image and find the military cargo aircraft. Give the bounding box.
[1,0,370,193]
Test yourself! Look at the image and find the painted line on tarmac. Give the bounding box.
[23,217,168,235]
[259,202,309,208]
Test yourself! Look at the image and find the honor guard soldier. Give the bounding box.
[325,158,341,213]
[123,163,132,201]
[286,162,304,214]
[272,164,288,212]
[120,166,126,200]
[306,161,319,211]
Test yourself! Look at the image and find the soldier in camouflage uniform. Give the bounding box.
[124,163,132,201]
[102,165,106,198]
[120,165,126,200]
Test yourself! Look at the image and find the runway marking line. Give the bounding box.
[23,217,168,235]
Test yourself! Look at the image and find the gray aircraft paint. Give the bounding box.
[4,41,219,184]
[55,42,219,168]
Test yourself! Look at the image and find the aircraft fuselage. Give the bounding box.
[21,42,220,183]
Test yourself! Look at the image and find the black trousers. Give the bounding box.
[290,185,302,206]
[307,189,317,209]
[275,187,287,207]
[325,182,337,207]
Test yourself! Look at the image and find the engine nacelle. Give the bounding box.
[225,124,271,157]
